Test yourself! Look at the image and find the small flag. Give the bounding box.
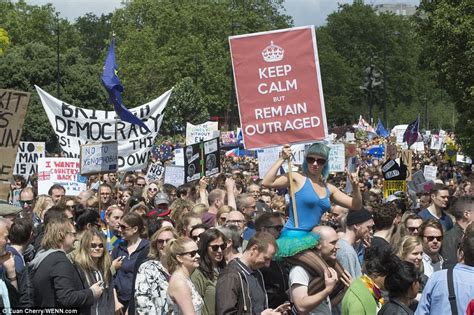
[101,37,150,133]
[403,117,420,147]
[375,119,389,138]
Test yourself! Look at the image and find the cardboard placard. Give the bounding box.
[423,165,437,182]
[0,89,30,200]
[186,121,219,145]
[146,163,165,183]
[164,165,185,188]
[14,141,45,179]
[328,143,345,173]
[38,157,87,196]
[80,142,118,175]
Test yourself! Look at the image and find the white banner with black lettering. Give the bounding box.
[36,86,172,171]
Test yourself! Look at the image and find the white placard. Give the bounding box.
[345,132,355,142]
[164,165,185,187]
[186,121,219,145]
[410,142,425,152]
[146,163,164,183]
[14,142,45,178]
[38,157,87,196]
[257,147,281,179]
[456,154,472,164]
[423,165,438,182]
[174,148,184,166]
[328,143,345,173]
[80,142,118,175]
[430,135,443,150]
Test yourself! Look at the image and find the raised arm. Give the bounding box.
[261,144,292,189]
[328,168,362,210]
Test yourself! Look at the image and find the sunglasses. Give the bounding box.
[209,243,227,252]
[424,236,443,242]
[90,243,104,249]
[148,188,158,192]
[179,250,198,258]
[306,157,326,165]
[19,200,34,206]
[407,227,420,232]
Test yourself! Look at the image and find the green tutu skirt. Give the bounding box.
[275,229,320,259]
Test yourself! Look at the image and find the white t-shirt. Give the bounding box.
[289,265,332,315]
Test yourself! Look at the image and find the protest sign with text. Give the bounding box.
[229,26,328,149]
[186,121,219,145]
[164,166,185,188]
[146,163,165,183]
[0,89,30,200]
[80,142,118,175]
[328,144,345,173]
[423,165,437,182]
[14,142,45,179]
[38,157,87,196]
[36,86,171,172]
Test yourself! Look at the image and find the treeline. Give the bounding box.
[0,0,465,153]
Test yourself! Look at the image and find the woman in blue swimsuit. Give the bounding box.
[262,142,362,257]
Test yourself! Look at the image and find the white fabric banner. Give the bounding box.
[36,86,172,171]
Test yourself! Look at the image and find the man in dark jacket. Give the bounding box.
[215,232,290,315]
[30,217,103,312]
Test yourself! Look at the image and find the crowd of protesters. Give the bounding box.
[0,133,473,315]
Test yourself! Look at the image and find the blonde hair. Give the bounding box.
[216,205,233,226]
[73,229,112,285]
[165,237,193,274]
[190,203,208,215]
[41,217,73,250]
[396,235,422,261]
[33,195,54,219]
[148,226,178,259]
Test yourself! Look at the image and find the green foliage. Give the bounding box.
[162,77,209,134]
[416,0,473,156]
[0,28,9,55]
[316,3,455,131]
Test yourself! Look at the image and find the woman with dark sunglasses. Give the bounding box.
[191,229,227,315]
[166,237,203,314]
[143,182,161,210]
[73,229,115,315]
[262,142,362,258]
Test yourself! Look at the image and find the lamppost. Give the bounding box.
[55,12,60,99]
[360,54,382,125]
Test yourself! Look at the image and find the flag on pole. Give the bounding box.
[101,37,150,132]
[403,117,419,147]
[375,118,389,138]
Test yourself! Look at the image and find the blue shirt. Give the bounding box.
[418,208,453,231]
[415,264,474,315]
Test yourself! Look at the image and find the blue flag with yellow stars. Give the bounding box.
[101,37,150,133]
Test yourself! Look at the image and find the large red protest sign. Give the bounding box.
[229,26,328,149]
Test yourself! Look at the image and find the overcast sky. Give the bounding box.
[25,0,419,26]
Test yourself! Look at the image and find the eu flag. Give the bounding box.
[375,119,389,138]
[101,37,150,133]
[403,117,419,147]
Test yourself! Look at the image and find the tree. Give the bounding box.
[75,13,112,63]
[0,28,9,55]
[161,77,209,135]
[110,0,292,127]
[0,42,108,149]
[416,0,473,156]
